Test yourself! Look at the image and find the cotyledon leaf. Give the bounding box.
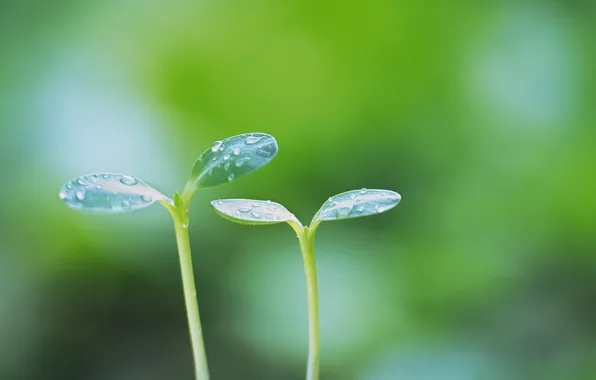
[59,173,171,213]
[187,133,278,190]
[210,199,295,225]
[312,189,401,224]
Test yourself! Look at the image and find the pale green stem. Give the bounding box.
[170,206,210,380]
[298,226,320,380]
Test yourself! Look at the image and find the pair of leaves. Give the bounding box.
[211,189,401,228]
[59,133,278,213]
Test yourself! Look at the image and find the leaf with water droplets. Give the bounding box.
[187,133,278,190]
[210,199,294,225]
[311,189,401,224]
[59,173,170,213]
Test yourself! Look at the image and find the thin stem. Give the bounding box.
[170,207,210,380]
[298,226,320,380]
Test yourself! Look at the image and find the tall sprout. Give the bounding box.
[59,133,279,380]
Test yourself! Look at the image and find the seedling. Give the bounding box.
[58,133,279,380]
[210,189,401,380]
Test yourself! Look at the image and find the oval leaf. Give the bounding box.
[312,189,401,223]
[59,173,169,213]
[210,199,294,225]
[188,133,278,189]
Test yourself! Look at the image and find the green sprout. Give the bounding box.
[59,133,279,380]
[210,189,401,380]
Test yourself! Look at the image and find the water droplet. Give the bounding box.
[360,188,368,194]
[61,173,165,213]
[251,211,261,218]
[266,200,272,204]
[59,191,68,200]
[356,206,365,213]
[235,157,250,167]
[227,173,236,181]
[350,194,356,199]
[182,221,190,228]
[235,211,240,216]
[256,149,271,158]
[211,156,218,162]
[217,200,224,205]
[224,162,231,171]
[76,178,86,186]
[245,135,260,145]
[66,184,73,189]
[120,176,138,186]
[211,140,223,152]
[239,207,251,212]
[219,144,226,152]
[233,148,241,155]
[252,203,261,208]
[337,207,351,217]
[223,154,231,161]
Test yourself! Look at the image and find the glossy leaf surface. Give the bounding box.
[59,173,168,213]
[312,189,401,224]
[188,133,278,189]
[210,199,294,225]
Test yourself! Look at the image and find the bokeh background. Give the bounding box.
[1,1,595,379]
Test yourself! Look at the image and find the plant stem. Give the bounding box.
[299,226,320,380]
[171,208,210,380]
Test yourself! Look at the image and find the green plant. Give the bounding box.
[210,189,401,380]
[58,133,279,380]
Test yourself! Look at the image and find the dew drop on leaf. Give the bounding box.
[312,189,401,223]
[187,133,278,189]
[120,176,138,186]
[211,199,294,225]
[59,173,168,213]
[235,157,250,167]
[245,135,260,145]
[211,141,223,152]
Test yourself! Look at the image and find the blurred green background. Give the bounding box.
[1,1,595,379]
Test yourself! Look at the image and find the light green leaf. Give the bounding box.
[210,199,294,225]
[312,189,401,224]
[187,133,278,190]
[59,173,170,213]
